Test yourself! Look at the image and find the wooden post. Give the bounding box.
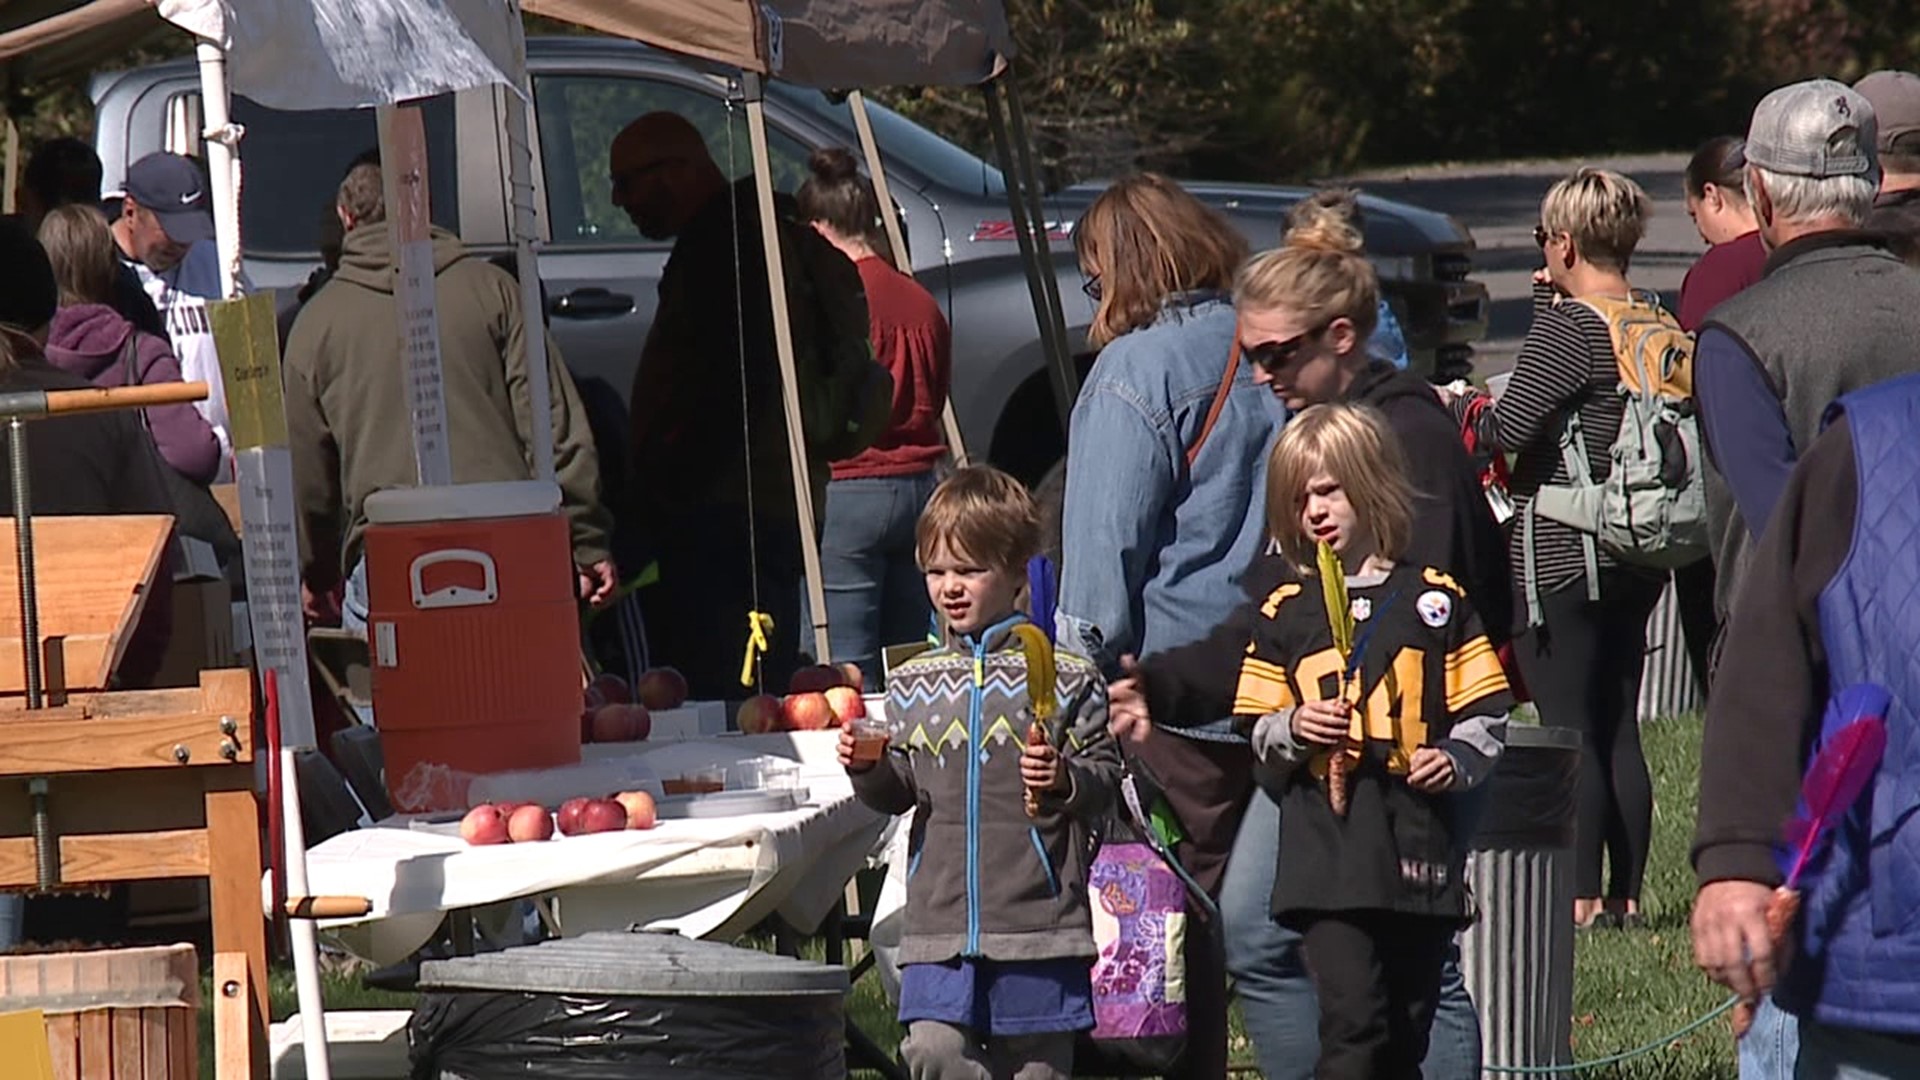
[212,952,253,1080]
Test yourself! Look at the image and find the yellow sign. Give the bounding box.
[210,292,288,451]
[0,1008,56,1080]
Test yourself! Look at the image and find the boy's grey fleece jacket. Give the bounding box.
[850,614,1120,966]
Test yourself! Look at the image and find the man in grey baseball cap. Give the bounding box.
[1691,76,1920,1080]
[1854,69,1920,263]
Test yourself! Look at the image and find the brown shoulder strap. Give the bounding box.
[1185,338,1242,467]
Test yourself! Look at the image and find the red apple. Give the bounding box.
[737,693,785,735]
[589,673,631,706]
[459,805,510,846]
[577,798,629,835]
[557,797,592,836]
[837,662,865,690]
[590,703,650,743]
[613,790,658,830]
[490,800,536,817]
[507,804,554,842]
[787,664,846,694]
[634,667,689,710]
[783,691,837,732]
[824,685,866,726]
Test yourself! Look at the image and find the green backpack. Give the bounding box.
[1527,292,1709,623]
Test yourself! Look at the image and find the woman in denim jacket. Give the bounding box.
[1054,173,1279,1077]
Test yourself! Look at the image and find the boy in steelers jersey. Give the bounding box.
[1111,403,1514,1080]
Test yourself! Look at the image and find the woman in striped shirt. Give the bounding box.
[1446,168,1666,930]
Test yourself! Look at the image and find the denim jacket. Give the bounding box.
[1056,293,1284,684]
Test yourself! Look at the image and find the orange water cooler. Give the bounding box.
[362,481,581,811]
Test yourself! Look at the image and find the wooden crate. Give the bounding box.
[0,945,199,1079]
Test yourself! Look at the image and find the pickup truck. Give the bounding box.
[91,35,1488,484]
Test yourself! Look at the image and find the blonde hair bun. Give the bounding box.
[1284,190,1366,256]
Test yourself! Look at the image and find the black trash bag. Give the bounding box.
[408,989,846,1080]
[1472,727,1581,852]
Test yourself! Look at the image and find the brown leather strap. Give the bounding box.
[1185,338,1242,467]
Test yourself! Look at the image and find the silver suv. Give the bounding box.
[92,36,1488,483]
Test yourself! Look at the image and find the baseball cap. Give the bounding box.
[123,152,214,245]
[1855,70,1920,153]
[1732,79,1880,181]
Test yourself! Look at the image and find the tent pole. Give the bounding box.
[845,90,969,467]
[981,79,1074,433]
[194,39,241,299]
[504,3,555,482]
[1002,79,1075,400]
[2,118,16,216]
[743,74,832,667]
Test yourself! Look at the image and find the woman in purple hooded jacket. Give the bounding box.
[37,204,221,484]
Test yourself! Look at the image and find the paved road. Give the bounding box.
[1346,153,1704,377]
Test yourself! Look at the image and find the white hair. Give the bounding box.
[1746,166,1876,226]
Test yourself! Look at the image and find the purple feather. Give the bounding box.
[1027,555,1058,645]
[1779,683,1890,889]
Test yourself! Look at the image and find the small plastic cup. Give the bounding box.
[848,714,891,764]
[760,759,801,793]
[688,764,727,793]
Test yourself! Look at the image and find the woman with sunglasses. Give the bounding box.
[1445,168,1666,931]
[1054,173,1268,1078]
[1197,201,1508,1080]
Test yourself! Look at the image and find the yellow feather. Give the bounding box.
[1317,541,1354,660]
[1009,623,1055,722]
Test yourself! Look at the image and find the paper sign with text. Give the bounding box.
[379,104,452,486]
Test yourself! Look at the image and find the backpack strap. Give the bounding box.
[1185,339,1242,467]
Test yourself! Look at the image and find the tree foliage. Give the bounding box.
[882,0,1919,184]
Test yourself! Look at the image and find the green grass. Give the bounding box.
[1563,713,1736,1079]
[233,715,1733,1078]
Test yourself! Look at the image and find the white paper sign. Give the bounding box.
[236,445,318,748]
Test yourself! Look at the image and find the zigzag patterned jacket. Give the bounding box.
[850,613,1119,965]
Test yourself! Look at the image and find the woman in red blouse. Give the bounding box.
[798,148,953,690]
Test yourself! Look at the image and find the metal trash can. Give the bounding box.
[1638,575,1702,723]
[409,931,850,1079]
[1460,724,1581,1078]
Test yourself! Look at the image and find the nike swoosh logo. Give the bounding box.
[181,190,202,204]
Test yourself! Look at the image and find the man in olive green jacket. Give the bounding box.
[286,162,613,627]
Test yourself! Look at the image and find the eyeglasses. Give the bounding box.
[1082,275,1103,303]
[1241,322,1332,372]
[1533,224,1555,248]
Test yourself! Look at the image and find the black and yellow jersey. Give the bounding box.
[1139,561,1514,924]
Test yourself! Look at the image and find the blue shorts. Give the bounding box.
[898,956,1094,1037]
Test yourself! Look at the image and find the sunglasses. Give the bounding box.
[1241,322,1331,372]
[1082,274,1103,303]
[1533,224,1558,248]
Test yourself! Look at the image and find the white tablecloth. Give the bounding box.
[282,732,888,964]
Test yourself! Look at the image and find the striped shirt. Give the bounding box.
[1464,283,1626,593]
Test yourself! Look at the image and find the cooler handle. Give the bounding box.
[410,549,498,609]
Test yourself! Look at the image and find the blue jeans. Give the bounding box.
[1794,1017,1920,1079]
[818,474,936,692]
[1743,996,1800,1079]
[1220,786,1483,1079]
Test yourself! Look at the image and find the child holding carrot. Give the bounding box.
[840,465,1119,1079]
[1109,403,1514,1079]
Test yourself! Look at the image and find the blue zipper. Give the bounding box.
[966,632,985,954]
[1028,827,1060,897]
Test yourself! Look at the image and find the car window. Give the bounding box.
[225,93,460,257]
[767,84,1006,199]
[533,73,813,248]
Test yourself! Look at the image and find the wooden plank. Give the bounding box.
[211,953,253,1080]
[140,1009,167,1080]
[44,1012,77,1080]
[77,1009,109,1080]
[111,1008,142,1080]
[0,711,251,774]
[0,516,172,693]
[0,831,208,889]
[206,792,266,1076]
[165,1006,190,1080]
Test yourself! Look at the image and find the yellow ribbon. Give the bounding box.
[740,611,774,687]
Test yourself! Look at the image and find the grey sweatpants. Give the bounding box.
[900,1020,1074,1080]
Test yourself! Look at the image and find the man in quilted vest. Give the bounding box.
[1693,372,1920,1078]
